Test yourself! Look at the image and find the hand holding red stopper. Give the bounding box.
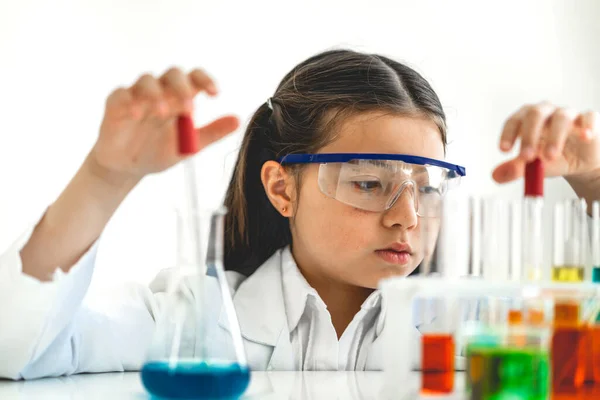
[177,114,198,155]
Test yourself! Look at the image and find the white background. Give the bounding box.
[1,0,599,288]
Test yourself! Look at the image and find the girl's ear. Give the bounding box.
[261,161,295,217]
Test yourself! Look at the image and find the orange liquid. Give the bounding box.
[552,327,586,392]
[552,388,599,400]
[422,371,454,394]
[508,310,523,325]
[421,334,454,394]
[552,327,600,399]
[507,310,529,347]
[527,309,545,326]
[554,302,579,327]
[552,302,586,394]
[588,326,600,388]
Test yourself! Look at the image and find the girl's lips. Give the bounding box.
[375,249,411,265]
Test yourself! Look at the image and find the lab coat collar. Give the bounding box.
[281,247,318,334]
[218,249,288,347]
[372,290,386,337]
[360,288,388,369]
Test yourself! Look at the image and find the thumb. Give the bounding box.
[492,158,525,184]
[196,115,240,149]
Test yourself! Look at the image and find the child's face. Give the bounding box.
[290,112,445,289]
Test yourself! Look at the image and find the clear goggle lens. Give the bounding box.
[316,159,461,217]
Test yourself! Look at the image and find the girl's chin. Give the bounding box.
[366,264,418,287]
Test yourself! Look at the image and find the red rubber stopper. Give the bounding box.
[525,158,544,197]
[177,115,198,155]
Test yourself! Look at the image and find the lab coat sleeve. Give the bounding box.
[0,222,159,380]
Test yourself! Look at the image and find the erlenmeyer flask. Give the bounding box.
[141,206,250,399]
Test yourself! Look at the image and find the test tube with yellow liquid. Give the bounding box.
[552,199,587,283]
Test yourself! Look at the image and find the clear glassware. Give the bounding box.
[552,199,588,283]
[140,207,250,399]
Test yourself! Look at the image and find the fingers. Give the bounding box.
[189,69,218,96]
[132,74,167,117]
[516,103,556,161]
[499,102,593,162]
[159,67,218,114]
[545,108,578,160]
[492,158,525,184]
[105,88,138,120]
[578,110,600,139]
[106,67,220,121]
[160,68,195,114]
[196,115,240,149]
[494,103,598,184]
[499,106,526,152]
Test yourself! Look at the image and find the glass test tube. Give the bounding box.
[477,198,524,326]
[552,199,587,283]
[481,198,511,281]
[522,197,544,282]
[419,191,472,278]
[434,192,471,278]
[421,331,455,395]
[588,323,600,387]
[593,201,600,283]
[522,159,545,282]
[552,300,586,392]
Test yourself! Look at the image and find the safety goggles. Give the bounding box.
[278,153,466,217]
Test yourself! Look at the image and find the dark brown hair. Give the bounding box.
[224,49,447,276]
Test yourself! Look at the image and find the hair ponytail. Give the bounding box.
[223,103,292,276]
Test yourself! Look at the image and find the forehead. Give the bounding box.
[319,112,445,160]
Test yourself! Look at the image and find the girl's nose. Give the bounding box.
[382,183,418,229]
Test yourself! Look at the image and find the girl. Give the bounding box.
[0,50,598,379]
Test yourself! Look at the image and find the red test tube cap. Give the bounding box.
[177,115,198,155]
[525,158,544,197]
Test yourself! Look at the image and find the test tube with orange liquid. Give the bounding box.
[589,324,600,389]
[421,333,455,394]
[552,301,586,393]
[508,309,523,325]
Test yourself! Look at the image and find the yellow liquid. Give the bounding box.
[552,266,584,282]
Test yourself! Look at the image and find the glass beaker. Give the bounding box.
[140,207,250,399]
[463,324,551,400]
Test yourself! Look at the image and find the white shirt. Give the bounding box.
[0,222,388,380]
[280,249,384,371]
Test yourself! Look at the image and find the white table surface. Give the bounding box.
[0,371,467,399]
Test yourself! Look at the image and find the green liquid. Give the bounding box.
[466,345,549,400]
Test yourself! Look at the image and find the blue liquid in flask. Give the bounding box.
[141,360,250,399]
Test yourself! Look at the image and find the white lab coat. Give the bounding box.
[13,204,582,380]
[0,223,393,380]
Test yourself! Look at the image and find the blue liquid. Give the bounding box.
[593,267,600,283]
[141,360,250,399]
